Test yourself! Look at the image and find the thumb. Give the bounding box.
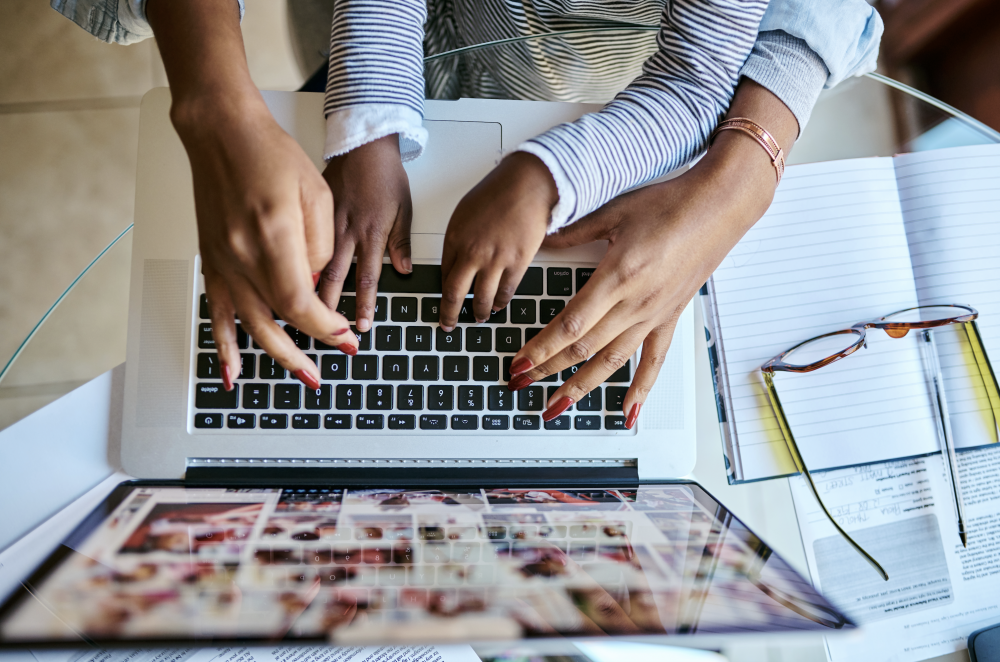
[541,205,619,249]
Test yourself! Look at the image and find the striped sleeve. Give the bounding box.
[518,0,769,232]
[323,0,429,161]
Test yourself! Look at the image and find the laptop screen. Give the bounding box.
[0,482,850,645]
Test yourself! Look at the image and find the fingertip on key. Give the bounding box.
[625,402,642,429]
[542,397,573,422]
[294,369,320,391]
[222,364,234,392]
[509,357,533,376]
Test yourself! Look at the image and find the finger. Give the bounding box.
[439,262,477,332]
[352,228,386,332]
[623,304,683,428]
[386,190,413,275]
[319,234,356,312]
[472,268,503,323]
[540,205,619,250]
[492,266,524,313]
[204,270,240,392]
[302,179,334,274]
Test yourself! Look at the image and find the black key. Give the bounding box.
[382,355,409,381]
[547,267,573,296]
[575,415,601,430]
[321,355,348,380]
[510,299,536,325]
[451,414,478,430]
[541,371,558,383]
[261,413,288,429]
[606,360,631,382]
[353,327,372,351]
[606,386,628,411]
[325,413,353,429]
[466,328,492,352]
[488,386,513,411]
[412,356,439,381]
[540,300,565,324]
[198,323,216,349]
[195,383,238,409]
[459,385,484,411]
[389,414,416,430]
[436,327,462,352]
[377,264,442,293]
[375,326,402,351]
[457,299,477,323]
[443,356,469,381]
[525,327,543,343]
[420,414,447,430]
[406,326,432,352]
[274,384,301,409]
[293,413,320,429]
[514,415,541,430]
[357,414,384,429]
[228,413,255,429]
[561,361,586,381]
[515,267,543,295]
[284,325,311,350]
[391,297,418,322]
[605,415,627,430]
[336,384,363,410]
[483,415,510,430]
[306,353,318,367]
[239,353,255,379]
[495,328,521,353]
[577,386,602,411]
[486,307,507,324]
[397,385,423,410]
[197,353,221,379]
[421,297,441,322]
[242,383,269,409]
[367,385,393,410]
[518,386,545,411]
[544,415,571,430]
[503,356,513,382]
[194,413,223,428]
[352,355,378,380]
[546,386,572,410]
[473,356,500,381]
[336,296,356,321]
[373,296,388,322]
[260,355,285,380]
[199,293,210,319]
[427,385,454,410]
[235,324,250,349]
[576,268,595,291]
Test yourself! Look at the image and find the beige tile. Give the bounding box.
[242,0,305,91]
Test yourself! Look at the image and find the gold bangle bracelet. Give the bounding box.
[711,117,785,185]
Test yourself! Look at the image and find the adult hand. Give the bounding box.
[320,134,413,332]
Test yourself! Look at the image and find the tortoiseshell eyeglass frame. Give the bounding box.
[759,304,1000,581]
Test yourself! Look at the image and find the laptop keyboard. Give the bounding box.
[191,263,633,434]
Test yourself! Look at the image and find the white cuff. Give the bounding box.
[515,142,576,234]
[324,104,428,163]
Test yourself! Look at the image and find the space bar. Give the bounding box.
[344,264,442,293]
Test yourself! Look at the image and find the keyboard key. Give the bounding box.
[260,355,285,380]
[540,300,565,324]
[420,414,447,430]
[405,326,432,351]
[547,267,573,296]
[575,415,600,430]
[488,385,513,411]
[367,385,393,410]
[293,413,320,429]
[375,326,402,351]
[606,386,628,411]
[389,414,416,430]
[239,353,255,379]
[459,385,484,411]
[457,299,477,323]
[235,325,250,349]
[336,296,356,321]
[486,307,507,324]
[412,356,439,381]
[443,356,469,381]
[577,387,602,411]
[377,263,442,293]
[352,355,378,380]
[242,383,269,409]
[354,327,372,351]
[197,323,216,349]
[391,297,418,322]
[321,355,348,380]
[514,415,540,430]
[199,293,210,319]
[473,356,500,381]
[382,355,409,381]
[194,413,223,428]
[495,328,521,353]
[515,267,543,295]
[197,353,221,379]
[374,296,388,322]
[274,384,301,409]
[421,297,441,322]
[466,328,492,352]
[544,415,571,430]
[525,327,543,343]
[547,386,572,410]
[576,268,595,291]
[510,299,536,325]
[397,385,423,410]
[357,414,384,430]
[605,415,627,430]
[261,413,288,429]
[606,360,631,382]
[325,413,353,429]
[227,413,255,429]
[482,415,510,430]
[436,327,462,352]
[517,386,544,411]
[336,384,363,410]
[451,414,478,430]
[502,356,513,382]
[284,325,311,350]
[427,386,454,410]
[561,361,585,381]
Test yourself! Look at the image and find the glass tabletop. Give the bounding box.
[2,28,998,432]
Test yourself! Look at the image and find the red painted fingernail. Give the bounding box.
[542,397,573,422]
[338,343,357,356]
[510,357,533,375]
[294,369,320,391]
[333,328,349,336]
[508,374,534,392]
[222,364,234,392]
[625,403,642,429]
[312,272,321,287]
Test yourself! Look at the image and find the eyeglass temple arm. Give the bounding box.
[963,320,1000,443]
[761,371,889,581]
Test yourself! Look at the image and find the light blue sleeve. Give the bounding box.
[51,0,245,45]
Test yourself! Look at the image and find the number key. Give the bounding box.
[336,384,362,410]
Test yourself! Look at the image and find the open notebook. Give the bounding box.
[703,143,1000,483]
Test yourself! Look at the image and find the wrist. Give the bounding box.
[504,151,559,211]
[170,86,269,145]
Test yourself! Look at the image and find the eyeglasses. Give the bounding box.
[760,304,1000,580]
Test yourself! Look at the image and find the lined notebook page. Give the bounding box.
[896,144,1000,449]
[712,158,940,482]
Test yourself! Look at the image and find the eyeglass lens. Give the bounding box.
[881,305,969,324]
[782,332,862,367]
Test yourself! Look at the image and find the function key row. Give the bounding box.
[194,412,627,431]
